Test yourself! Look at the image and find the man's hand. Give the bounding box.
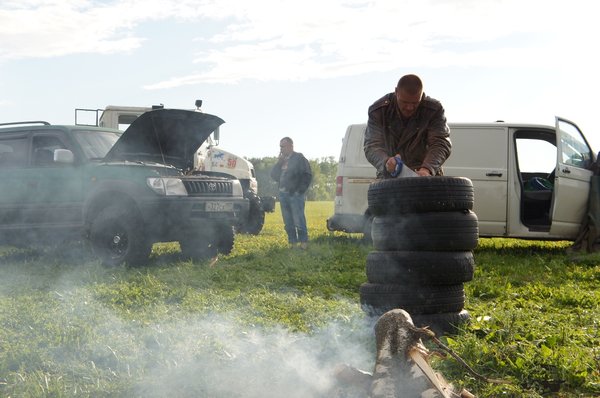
[385,155,400,174]
[416,167,432,176]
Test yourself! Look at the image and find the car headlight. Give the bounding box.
[147,177,188,196]
[231,180,243,197]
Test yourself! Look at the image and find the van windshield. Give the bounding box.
[73,130,121,160]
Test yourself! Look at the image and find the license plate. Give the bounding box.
[206,201,234,212]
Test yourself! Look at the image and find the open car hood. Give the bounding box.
[104,109,225,170]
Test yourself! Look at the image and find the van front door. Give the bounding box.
[549,118,594,238]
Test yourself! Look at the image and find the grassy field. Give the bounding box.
[0,201,599,397]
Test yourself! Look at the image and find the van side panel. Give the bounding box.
[443,126,509,236]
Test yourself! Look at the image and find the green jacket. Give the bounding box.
[364,92,451,177]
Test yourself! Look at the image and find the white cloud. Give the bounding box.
[1,0,597,84]
[146,0,600,86]
[0,0,224,59]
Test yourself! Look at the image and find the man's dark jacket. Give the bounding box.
[364,92,451,177]
[270,152,312,194]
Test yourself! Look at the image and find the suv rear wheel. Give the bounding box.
[216,224,235,254]
[179,224,234,261]
[90,205,151,266]
[179,230,217,261]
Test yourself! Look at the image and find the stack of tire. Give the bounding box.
[360,176,478,335]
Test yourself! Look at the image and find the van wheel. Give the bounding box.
[368,176,474,216]
[366,250,474,285]
[361,214,373,244]
[371,211,479,251]
[90,205,151,267]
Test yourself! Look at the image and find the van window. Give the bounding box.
[557,120,593,169]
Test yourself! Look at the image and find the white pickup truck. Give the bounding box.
[327,117,596,240]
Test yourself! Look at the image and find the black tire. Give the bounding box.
[179,232,217,261]
[238,193,265,235]
[371,211,479,251]
[179,224,234,261]
[359,282,465,316]
[412,310,471,336]
[90,205,151,267]
[368,176,474,216]
[366,251,475,285]
[361,214,373,245]
[216,224,235,254]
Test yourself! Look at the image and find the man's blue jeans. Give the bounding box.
[278,191,308,244]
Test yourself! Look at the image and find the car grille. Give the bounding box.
[183,180,232,196]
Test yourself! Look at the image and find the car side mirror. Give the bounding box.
[54,149,74,164]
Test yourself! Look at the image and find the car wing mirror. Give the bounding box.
[54,149,74,164]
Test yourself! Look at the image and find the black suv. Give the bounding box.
[0,109,248,265]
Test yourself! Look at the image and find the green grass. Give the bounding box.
[1,202,599,397]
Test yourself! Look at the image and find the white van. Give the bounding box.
[327,118,596,240]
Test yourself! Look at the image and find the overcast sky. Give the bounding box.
[1,0,598,160]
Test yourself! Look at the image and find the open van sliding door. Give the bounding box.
[549,117,594,238]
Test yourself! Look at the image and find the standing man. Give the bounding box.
[364,74,451,178]
[271,137,312,249]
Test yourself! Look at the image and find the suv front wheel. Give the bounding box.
[90,205,151,266]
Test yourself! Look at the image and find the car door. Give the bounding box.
[26,131,84,227]
[549,117,594,237]
[0,132,32,228]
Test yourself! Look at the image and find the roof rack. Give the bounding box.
[74,108,102,127]
[0,121,51,127]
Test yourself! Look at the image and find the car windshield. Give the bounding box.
[73,130,121,159]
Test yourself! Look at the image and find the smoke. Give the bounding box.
[132,313,375,397]
[13,281,376,398]
[1,231,377,396]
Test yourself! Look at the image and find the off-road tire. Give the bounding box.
[90,205,151,267]
[179,232,217,261]
[368,176,474,216]
[179,224,234,261]
[216,224,235,254]
[238,193,265,235]
[371,211,479,251]
[366,250,475,285]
